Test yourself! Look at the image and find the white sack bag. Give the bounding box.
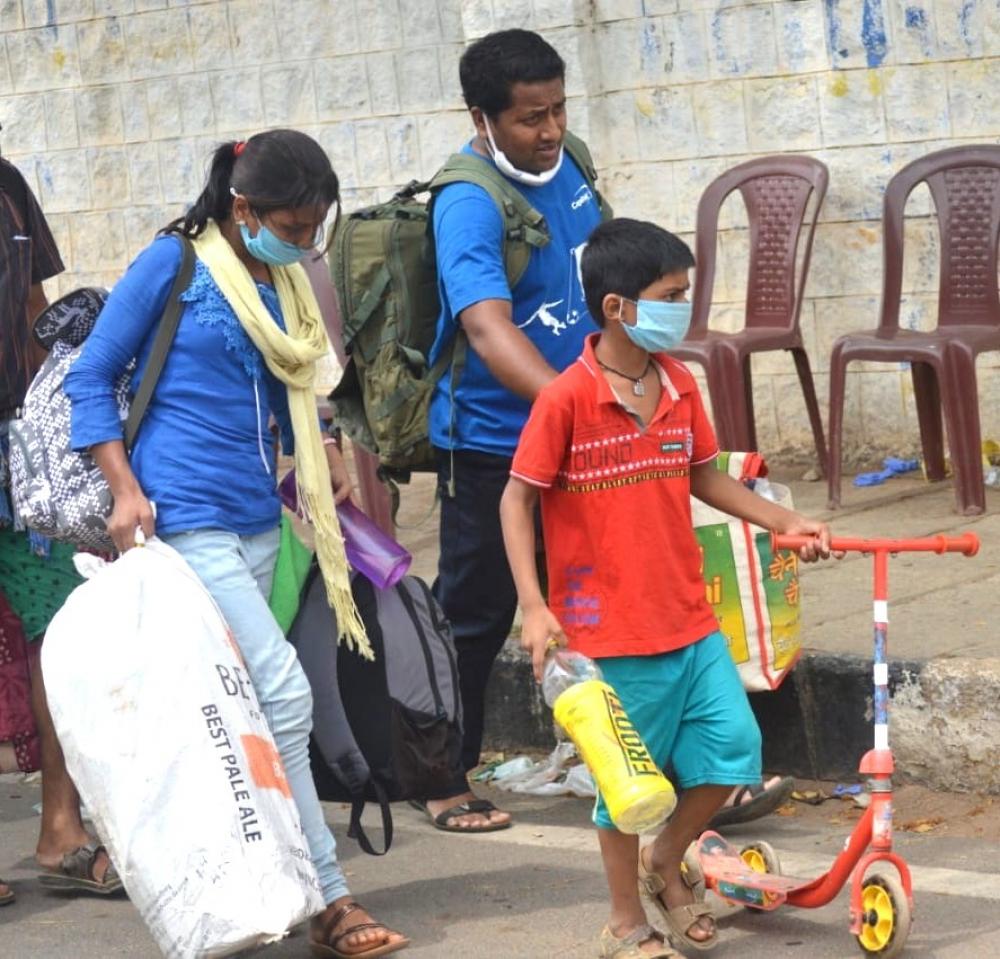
[42,539,324,958]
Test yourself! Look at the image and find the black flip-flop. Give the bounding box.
[708,776,794,828]
[38,842,124,896]
[409,798,512,833]
[0,881,14,906]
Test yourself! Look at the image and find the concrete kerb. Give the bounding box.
[475,477,1000,795]
[483,634,1000,796]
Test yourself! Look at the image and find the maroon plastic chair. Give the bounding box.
[301,253,395,536]
[827,145,1000,516]
[669,156,829,473]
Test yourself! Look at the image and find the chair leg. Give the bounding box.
[702,351,733,449]
[910,361,946,482]
[827,344,849,509]
[742,355,758,451]
[705,346,754,451]
[791,347,829,477]
[939,347,985,516]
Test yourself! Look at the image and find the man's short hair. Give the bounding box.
[459,29,565,117]
[581,219,696,327]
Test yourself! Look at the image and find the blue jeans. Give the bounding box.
[163,526,348,905]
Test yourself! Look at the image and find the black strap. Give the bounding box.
[346,781,394,856]
[123,236,195,450]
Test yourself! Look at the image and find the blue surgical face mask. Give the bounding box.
[618,298,691,353]
[239,222,308,267]
[230,187,316,266]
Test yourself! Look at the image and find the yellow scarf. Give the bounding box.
[192,221,371,659]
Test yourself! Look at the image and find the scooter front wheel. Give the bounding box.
[856,873,911,957]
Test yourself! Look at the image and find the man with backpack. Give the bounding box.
[414,29,610,833]
[0,151,121,902]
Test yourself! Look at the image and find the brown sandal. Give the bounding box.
[598,923,679,958]
[311,901,410,958]
[37,842,123,896]
[638,848,717,952]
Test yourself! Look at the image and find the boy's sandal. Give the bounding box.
[0,881,14,906]
[310,901,410,958]
[37,842,124,895]
[638,852,718,952]
[598,924,679,958]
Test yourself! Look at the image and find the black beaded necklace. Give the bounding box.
[596,357,652,396]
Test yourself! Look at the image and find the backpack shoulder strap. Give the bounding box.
[428,153,548,288]
[123,235,195,450]
[562,131,613,221]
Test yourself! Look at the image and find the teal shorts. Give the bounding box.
[592,630,761,830]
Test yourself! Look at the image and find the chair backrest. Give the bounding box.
[879,145,1000,331]
[690,156,828,335]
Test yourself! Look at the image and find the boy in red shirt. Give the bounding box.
[500,218,832,958]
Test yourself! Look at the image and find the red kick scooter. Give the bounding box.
[684,532,980,958]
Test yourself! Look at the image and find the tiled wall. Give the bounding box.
[3,0,999,461]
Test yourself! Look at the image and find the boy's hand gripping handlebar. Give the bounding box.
[771,532,980,556]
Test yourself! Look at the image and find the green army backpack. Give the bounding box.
[328,131,611,483]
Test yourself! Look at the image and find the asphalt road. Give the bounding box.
[3,774,1000,958]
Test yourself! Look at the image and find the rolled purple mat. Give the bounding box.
[278,470,412,589]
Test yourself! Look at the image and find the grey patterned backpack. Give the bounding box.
[8,238,194,552]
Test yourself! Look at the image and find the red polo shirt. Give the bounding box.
[511,334,720,659]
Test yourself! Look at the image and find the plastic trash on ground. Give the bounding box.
[853,457,919,487]
[489,742,597,798]
[42,540,324,958]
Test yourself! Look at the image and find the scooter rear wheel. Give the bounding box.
[740,841,782,876]
[739,841,782,910]
[855,873,911,957]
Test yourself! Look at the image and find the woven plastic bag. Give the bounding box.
[41,539,324,958]
[691,452,802,691]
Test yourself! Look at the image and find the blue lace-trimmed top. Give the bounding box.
[65,235,295,537]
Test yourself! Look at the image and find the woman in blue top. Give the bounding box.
[65,130,408,959]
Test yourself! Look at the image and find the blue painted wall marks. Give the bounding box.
[783,15,807,71]
[959,0,977,51]
[861,0,888,67]
[640,20,661,76]
[825,0,888,67]
[903,5,933,56]
[824,0,849,63]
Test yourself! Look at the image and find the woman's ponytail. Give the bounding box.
[162,141,241,238]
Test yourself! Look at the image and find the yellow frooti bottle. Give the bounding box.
[543,648,677,834]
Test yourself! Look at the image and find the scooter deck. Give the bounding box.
[697,832,809,910]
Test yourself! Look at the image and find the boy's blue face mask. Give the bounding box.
[619,298,691,352]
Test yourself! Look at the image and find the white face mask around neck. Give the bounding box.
[482,115,564,186]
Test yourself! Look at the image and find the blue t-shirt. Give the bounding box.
[428,143,603,456]
[65,235,294,537]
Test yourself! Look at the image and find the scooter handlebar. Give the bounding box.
[771,531,980,557]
